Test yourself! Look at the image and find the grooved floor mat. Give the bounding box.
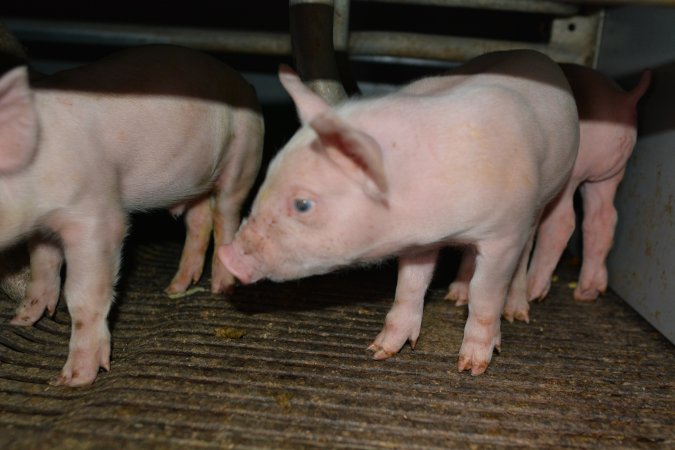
[0,227,673,449]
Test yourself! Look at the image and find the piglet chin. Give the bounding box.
[217,244,262,285]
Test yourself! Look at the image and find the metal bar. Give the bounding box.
[3,18,291,55]
[333,0,351,51]
[5,15,600,66]
[352,0,580,15]
[563,0,675,5]
[333,0,360,96]
[289,0,348,104]
[348,31,590,64]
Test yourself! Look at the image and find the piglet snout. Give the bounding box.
[218,243,258,285]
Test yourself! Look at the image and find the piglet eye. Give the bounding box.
[293,198,314,213]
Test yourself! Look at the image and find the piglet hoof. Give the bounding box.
[10,314,38,326]
[445,282,469,306]
[575,267,608,302]
[208,259,237,295]
[503,298,530,324]
[367,328,419,361]
[165,274,197,295]
[527,279,551,303]
[10,298,47,326]
[457,355,489,376]
[367,344,398,360]
[367,308,422,360]
[51,346,111,387]
[457,337,500,376]
[502,308,530,324]
[210,273,236,295]
[573,286,602,302]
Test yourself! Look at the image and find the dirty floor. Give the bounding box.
[0,216,673,449]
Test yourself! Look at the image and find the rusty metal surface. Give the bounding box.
[0,224,673,449]
[354,0,580,15]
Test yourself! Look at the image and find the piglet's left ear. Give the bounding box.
[310,112,388,200]
[278,64,330,124]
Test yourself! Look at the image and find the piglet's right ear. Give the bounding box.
[278,64,330,124]
[0,66,38,173]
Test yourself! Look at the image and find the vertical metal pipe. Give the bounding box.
[289,0,348,104]
[333,0,360,96]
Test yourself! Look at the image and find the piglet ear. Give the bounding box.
[310,112,389,200]
[278,64,330,124]
[0,66,38,172]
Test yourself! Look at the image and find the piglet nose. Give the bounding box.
[217,244,253,285]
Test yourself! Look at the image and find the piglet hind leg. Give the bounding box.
[166,196,212,294]
[444,246,475,306]
[575,177,621,301]
[527,189,576,302]
[458,237,523,376]
[368,249,439,360]
[11,237,63,325]
[53,208,126,387]
[503,227,537,323]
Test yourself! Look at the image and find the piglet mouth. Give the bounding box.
[217,243,263,285]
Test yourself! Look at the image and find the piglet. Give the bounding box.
[526,64,651,303]
[219,50,579,375]
[0,44,264,386]
[446,64,651,321]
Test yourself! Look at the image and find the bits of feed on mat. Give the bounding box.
[568,281,578,289]
[274,392,293,409]
[214,327,247,339]
[166,286,208,299]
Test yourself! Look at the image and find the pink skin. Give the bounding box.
[0,45,263,386]
[219,49,579,376]
[448,65,651,322]
[526,64,651,304]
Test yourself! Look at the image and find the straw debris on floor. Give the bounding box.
[0,216,673,449]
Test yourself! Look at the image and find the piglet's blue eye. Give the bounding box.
[294,198,314,213]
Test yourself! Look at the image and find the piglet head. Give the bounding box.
[218,65,389,284]
[0,66,38,173]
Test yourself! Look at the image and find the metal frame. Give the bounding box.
[5,0,607,101]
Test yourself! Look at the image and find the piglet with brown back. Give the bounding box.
[0,44,263,386]
[447,64,651,322]
[526,64,651,303]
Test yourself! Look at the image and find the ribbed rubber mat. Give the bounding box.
[0,229,673,449]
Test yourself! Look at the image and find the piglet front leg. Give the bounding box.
[368,249,438,359]
[166,196,212,294]
[52,207,126,387]
[458,236,525,375]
